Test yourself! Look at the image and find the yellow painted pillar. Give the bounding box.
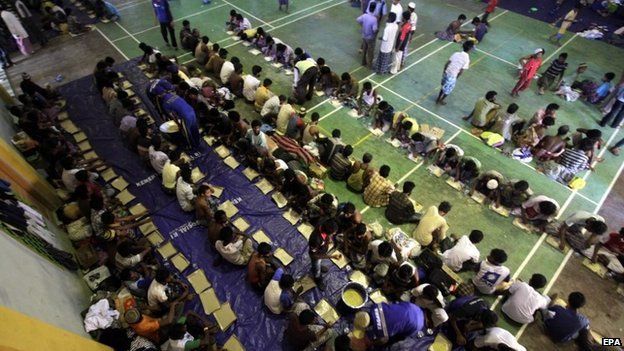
[0,138,61,218]
[0,306,112,351]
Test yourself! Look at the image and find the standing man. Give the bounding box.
[549,4,581,46]
[15,0,46,46]
[481,0,498,25]
[357,2,378,68]
[1,6,33,56]
[293,57,318,104]
[407,2,417,40]
[152,0,177,49]
[389,0,402,24]
[436,40,473,105]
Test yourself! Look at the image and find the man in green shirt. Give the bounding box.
[463,90,500,128]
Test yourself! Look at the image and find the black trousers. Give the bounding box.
[160,22,177,47]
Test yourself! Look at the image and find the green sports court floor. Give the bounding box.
[97,0,624,338]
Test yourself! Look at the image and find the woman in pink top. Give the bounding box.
[511,49,544,97]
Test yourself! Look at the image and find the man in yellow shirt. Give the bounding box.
[254,78,274,112]
[413,201,452,248]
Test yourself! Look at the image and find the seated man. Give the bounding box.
[264,268,302,314]
[543,292,598,350]
[306,193,338,226]
[336,72,359,101]
[533,125,569,161]
[329,145,354,181]
[115,240,151,269]
[373,101,394,132]
[215,226,253,266]
[558,210,608,260]
[367,301,426,345]
[147,268,190,311]
[462,90,500,129]
[489,103,523,142]
[363,165,394,208]
[471,314,527,351]
[519,195,560,230]
[556,138,593,181]
[254,78,274,112]
[501,273,550,324]
[366,239,399,284]
[434,147,460,173]
[280,169,313,212]
[446,285,493,346]
[408,132,440,161]
[160,313,216,351]
[441,230,483,272]
[452,156,481,184]
[342,223,372,269]
[385,181,420,225]
[274,43,295,67]
[125,303,181,343]
[412,201,451,248]
[381,261,421,301]
[206,210,228,247]
[245,120,269,154]
[284,309,331,350]
[498,180,531,211]
[469,169,504,205]
[472,248,511,295]
[194,184,218,225]
[248,242,277,291]
[121,267,153,298]
[410,284,448,328]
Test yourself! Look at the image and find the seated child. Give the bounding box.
[373,101,394,132]
[357,81,378,116]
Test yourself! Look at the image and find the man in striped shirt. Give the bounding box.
[558,138,593,178]
[538,53,568,95]
[329,145,354,181]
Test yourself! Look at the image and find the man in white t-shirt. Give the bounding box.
[501,273,551,324]
[389,0,402,23]
[219,58,236,85]
[147,268,189,309]
[472,248,511,295]
[242,65,262,102]
[264,268,298,314]
[215,226,253,265]
[410,283,448,327]
[436,40,474,105]
[260,94,283,120]
[474,326,527,351]
[367,239,399,265]
[442,230,483,271]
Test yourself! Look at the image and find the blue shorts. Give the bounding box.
[441,73,457,95]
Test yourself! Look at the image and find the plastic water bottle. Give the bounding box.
[202,0,210,4]
[55,74,64,82]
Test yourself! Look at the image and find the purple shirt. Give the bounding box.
[370,302,425,340]
[357,13,378,40]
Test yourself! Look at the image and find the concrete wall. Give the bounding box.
[0,230,92,336]
[0,102,92,336]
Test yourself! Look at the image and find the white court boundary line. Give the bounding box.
[112,3,229,41]
[94,26,129,60]
[222,0,274,28]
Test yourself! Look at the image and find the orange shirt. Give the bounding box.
[130,315,160,343]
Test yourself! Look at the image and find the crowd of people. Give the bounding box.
[5,0,624,350]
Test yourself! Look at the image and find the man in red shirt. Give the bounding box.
[481,0,498,25]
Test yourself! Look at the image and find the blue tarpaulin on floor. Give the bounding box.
[58,59,434,350]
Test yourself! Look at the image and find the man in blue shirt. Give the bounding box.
[368,301,425,345]
[152,0,177,49]
[543,292,596,349]
[357,2,379,68]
